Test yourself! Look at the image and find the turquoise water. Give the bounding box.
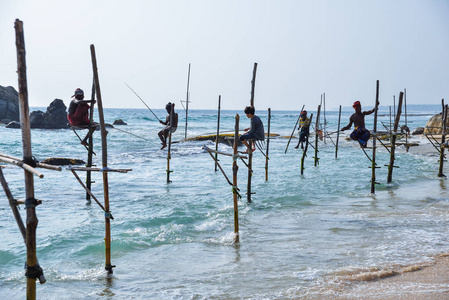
[1,107,448,299]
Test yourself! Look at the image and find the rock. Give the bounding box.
[113,119,127,125]
[424,113,449,134]
[412,127,424,135]
[30,99,69,129]
[40,157,85,165]
[5,121,20,128]
[0,85,20,123]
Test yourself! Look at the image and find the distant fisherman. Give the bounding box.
[294,110,310,149]
[158,102,178,150]
[67,88,97,146]
[240,106,265,153]
[340,100,379,148]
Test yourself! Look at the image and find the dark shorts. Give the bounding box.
[240,132,257,141]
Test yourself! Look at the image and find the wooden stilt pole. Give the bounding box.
[184,63,191,139]
[167,103,174,183]
[247,63,257,204]
[90,44,115,274]
[301,114,313,175]
[404,88,409,153]
[284,105,305,153]
[370,80,380,193]
[86,79,96,201]
[215,95,221,172]
[323,93,326,144]
[314,105,321,167]
[233,115,240,243]
[335,105,342,159]
[15,19,45,299]
[387,91,403,183]
[438,100,447,177]
[265,108,271,181]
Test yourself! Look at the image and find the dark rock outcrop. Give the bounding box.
[0,85,20,123]
[30,99,68,129]
[412,127,424,135]
[113,119,127,125]
[40,157,85,165]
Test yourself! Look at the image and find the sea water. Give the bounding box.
[0,107,448,299]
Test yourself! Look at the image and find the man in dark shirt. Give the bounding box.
[341,100,379,148]
[67,88,96,145]
[158,102,178,150]
[240,106,265,153]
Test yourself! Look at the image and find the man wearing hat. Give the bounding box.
[158,102,178,150]
[295,110,310,149]
[67,88,97,145]
[341,100,379,148]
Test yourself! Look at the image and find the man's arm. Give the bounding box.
[341,118,353,131]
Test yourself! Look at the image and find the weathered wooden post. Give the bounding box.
[86,80,96,201]
[284,105,305,153]
[167,103,174,183]
[438,100,447,177]
[335,105,342,159]
[370,80,380,193]
[247,62,257,203]
[233,115,240,243]
[265,108,271,181]
[323,93,326,144]
[184,63,191,139]
[215,95,221,172]
[90,44,115,274]
[404,88,409,152]
[15,19,45,299]
[314,105,321,167]
[301,114,314,175]
[387,91,403,183]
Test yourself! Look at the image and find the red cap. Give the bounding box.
[353,101,361,108]
[300,110,307,115]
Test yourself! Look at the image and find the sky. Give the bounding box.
[0,0,448,111]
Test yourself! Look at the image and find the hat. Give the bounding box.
[71,88,84,98]
[353,101,361,108]
[300,110,307,116]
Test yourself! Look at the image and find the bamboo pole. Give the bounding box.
[323,93,326,144]
[233,115,240,243]
[90,44,114,274]
[86,79,96,201]
[167,103,174,183]
[215,95,221,172]
[265,108,271,181]
[404,88,409,153]
[15,19,44,299]
[301,114,313,175]
[335,105,342,159]
[370,80,380,194]
[387,91,403,183]
[0,157,43,178]
[314,105,321,167]
[284,105,305,153]
[246,63,258,203]
[185,63,191,139]
[0,153,61,171]
[438,100,447,177]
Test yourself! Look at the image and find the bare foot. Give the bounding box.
[161,144,167,150]
[81,141,88,146]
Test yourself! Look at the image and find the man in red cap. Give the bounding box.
[341,100,379,148]
[295,110,310,149]
[67,88,97,145]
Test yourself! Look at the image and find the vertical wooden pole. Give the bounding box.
[370,80,380,193]
[90,44,114,274]
[265,108,271,181]
[389,106,392,134]
[247,62,257,204]
[185,63,191,139]
[438,100,447,177]
[167,103,174,183]
[314,105,321,167]
[387,91,403,183]
[301,114,313,175]
[284,105,305,153]
[233,115,240,243]
[335,105,342,159]
[404,88,409,152]
[323,93,326,144]
[86,79,96,201]
[15,19,43,299]
[215,95,221,172]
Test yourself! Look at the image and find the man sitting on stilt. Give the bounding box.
[67,88,97,145]
[158,102,178,150]
[340,100,379,148]
[240,106,265,154]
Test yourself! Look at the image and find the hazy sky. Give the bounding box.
[1,0,448,111]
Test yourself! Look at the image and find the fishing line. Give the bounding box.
[124,83,162,122]
[111,127,153,142]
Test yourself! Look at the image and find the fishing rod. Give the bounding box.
[124,83,162,122]
[111,127,153,142]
